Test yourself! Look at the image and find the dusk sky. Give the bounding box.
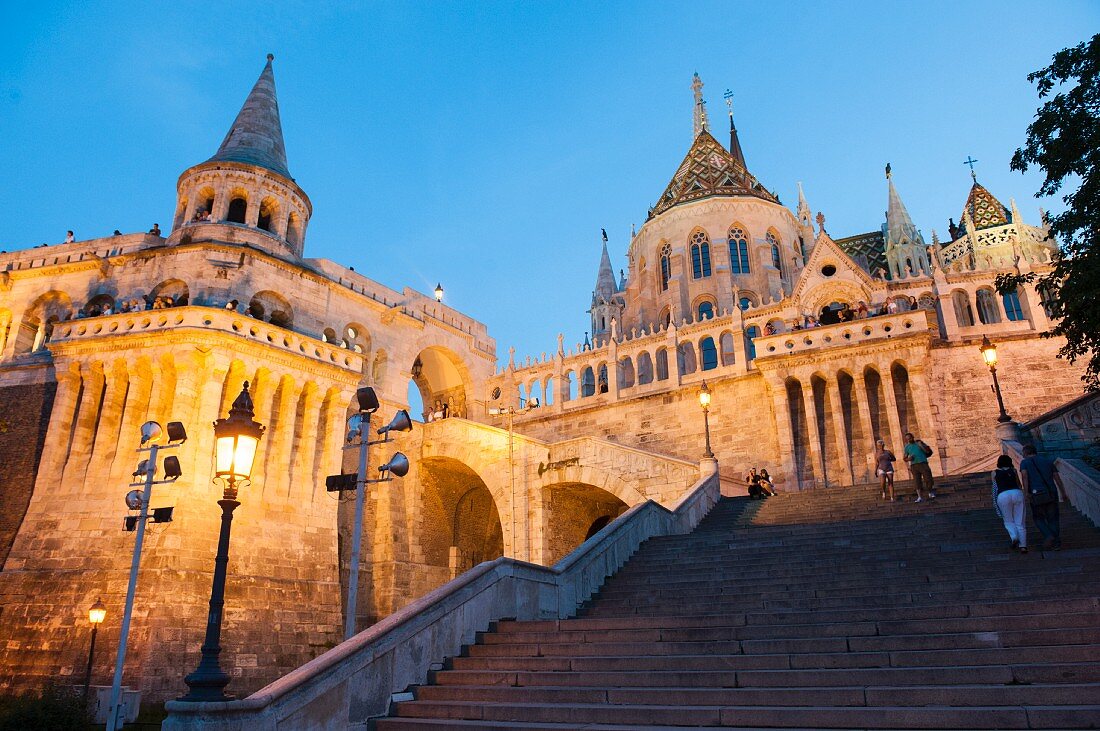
[1,1,1096,366]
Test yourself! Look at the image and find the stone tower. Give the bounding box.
[589,236,624,347]
[883,165,929,278]
[170,55,311,259]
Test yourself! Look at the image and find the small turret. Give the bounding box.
[883,164,929,277]
[589,231,624,346]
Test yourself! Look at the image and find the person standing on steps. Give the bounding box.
[1019,444,1067,550]
[875,439,897,501]
[902,432,936,502]
[992,454,1027,552]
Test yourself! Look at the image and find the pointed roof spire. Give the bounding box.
[797,181,812,224]
[885,163,924,248]
[208,54,291,178]
[692,72,708,137]
[651,128,774,217]
[594,236,618,297]
[723,88,746,167]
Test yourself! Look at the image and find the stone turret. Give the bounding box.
[883,164,929,278]
[169,55,312,259]
[589,235,624,347]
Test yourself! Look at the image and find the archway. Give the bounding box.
[543,482,629,565]
[409,346,471,421]
[417,457,504,580]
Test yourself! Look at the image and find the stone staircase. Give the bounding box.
[376,473,1100,729]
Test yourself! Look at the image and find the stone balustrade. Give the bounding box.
[0,233,157,272]
[754,310,938,358]
[162,461,719,731]
[48,305,364,372]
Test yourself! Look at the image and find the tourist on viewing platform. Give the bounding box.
[856,301,869,319]
[992,454,1027,553]
[1020,444,1067,550]
[875,439,897,501]
[64,230,74,243]
[902,432,935,502]
[149,223,161,236]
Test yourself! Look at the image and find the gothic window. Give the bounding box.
[655,348,669,380]
[976,289,1001,325]
[738,294,754,311]
[689,230,712,279]
[798,236,806,260]
[719,332,736,365]
[258,197,278,232]
[658,306,672,329]
[953,290,975,327]
[767,231,783,276]
[659,243,671,291]
[1001,290,1024,321]
[697,300,715,321]
[581,367,596,397]
[728,225,750,274]
[1039,286,1058,318]
[700,337,718,371]
[745,325,760,360]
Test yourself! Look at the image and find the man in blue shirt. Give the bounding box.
[902,432,936,502]
[1019,444,1067,550]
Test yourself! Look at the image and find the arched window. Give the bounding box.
[655,348,669,380]
[798,236,806,260]
[658,307,672,329]
[1039,286,1058,318]
[227,196,247,224]
[544,376,555,405]
[581,367,596,397]
[738,295,754,311]
[745,325,760,360]
[700,337,718,371]
[677,342,697,375]
[728,225,750,274]
[597,364,609,394]
[257,197,278,232]
[1001,290,1024,321]
[953,290,975,327]
[976,289,1001,325]
[697,300,715,321]
[767,231,782,276]
[637,352,654,384]
[720,332,736,365]
[659,244,671,291]
[689,230,711,279]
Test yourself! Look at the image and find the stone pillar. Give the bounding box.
[34,362,83,489]
[290,383,323,500]
[880,368,907,457]
[108,363,154,488]
[0,310,11,356]
[800,381,826,488]
[852,372,878,482]
[826,377,855,486]
[247,369,278,496]
[1021,282,1051,331]
[314,388,352,498]
[906,367,944,475]
[766,380,798,491]
[61,361,105,489]
[265,375,303,498]
[86,361,130,485]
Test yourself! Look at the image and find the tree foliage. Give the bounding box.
[997,34,1100,391]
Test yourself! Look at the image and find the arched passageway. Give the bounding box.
[417,457,504,580]
[542,482,629,565]
[409,346,470,421]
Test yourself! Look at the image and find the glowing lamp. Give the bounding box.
[88,598,106,626]
[698,380,712,409]
[213,382,266,497]
[434,283,444,303]
[979,335,998,368]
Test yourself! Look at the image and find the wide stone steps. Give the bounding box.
[379,472,1100,729]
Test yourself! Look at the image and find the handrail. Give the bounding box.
[163,463,720,730]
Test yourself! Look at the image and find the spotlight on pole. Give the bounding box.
[140,421,163,446]
[379,452,410,479]
[355,386,380,414]
[378,409,412,437]
[162,456,182,480]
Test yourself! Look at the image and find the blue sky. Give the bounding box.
[1,1,1096,365]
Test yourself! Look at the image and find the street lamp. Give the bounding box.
[330,386,412,640]
[979,335,1012,423]
[434,283,444,303]
[106,419,185,730]
[698,380,714,459]
[82,598,106,704]
[180,382,265,703]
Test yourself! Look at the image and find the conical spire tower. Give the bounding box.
[883,164,928,277]
[207,54,291,178]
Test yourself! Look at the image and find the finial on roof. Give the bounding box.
[692,73,708,137]
[963,155,979,183]
[723,87,745,166]
[885,162,892,179]
[267,53,274,61]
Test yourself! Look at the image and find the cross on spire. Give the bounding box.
[963,155,979,182]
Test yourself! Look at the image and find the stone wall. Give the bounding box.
[0,380,54,568]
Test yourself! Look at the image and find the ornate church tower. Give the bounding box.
[883,165,929,278]
[795,181,815,266]
[169,55,312,259]
[589,234,624,347]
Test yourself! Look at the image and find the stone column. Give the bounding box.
[108,363,154,488]
[61,361,105,490]
[766,379,798,491]
[826,376,855,486]
[880,368,907,457]
[1021,282,1051,331]
[265,375,303,498]
[34,362,83,490]
[0,310,11,356]
[314,388,352,500]
[290,383,323,500]
[800,381,826,488]
[86,361,130,486]
[906,367,944,475]
[247,369,278,496]
[852,372,878,481]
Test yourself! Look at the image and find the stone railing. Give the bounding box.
[753,310,937,358]
[47,306,364,372]
[0,233,157,272]
[162,462,719,730]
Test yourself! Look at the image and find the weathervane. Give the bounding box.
[723,89,733,115]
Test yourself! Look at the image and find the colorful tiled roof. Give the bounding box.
[835,230,888,277]
[960,182,1010,232]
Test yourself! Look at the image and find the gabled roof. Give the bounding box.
[835,230,888,278]
[791,229,878,303]
[960,182,1010,232]
[650,129,776,218]
[207,54,291,179]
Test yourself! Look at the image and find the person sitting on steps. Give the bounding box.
[746,468,769,499]
[758,468,776,496]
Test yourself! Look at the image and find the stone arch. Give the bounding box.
[975,287,1001,325]
[863,365,892,447]
[580,366,596,397]
[149,279,189,306]
[952,289,975,327]
[890,360,918,436]
[655,347,669,381]
[226,188,249,224]
[692,294,717,322]
[82,292,117,317]
[410,345,472,419]
[719,331,736,366]
[543,375,555,405]
[637,351,654,384]
[417,456,504,578]
[257,196,279,232]
[248,290,292,328]
[15,290,73,354]
[699,335,718,371]
[803,281,867,315]
[342,322,371,355]
[737,291,757,311]
[677,341,697,375]
[193,186,216,222]
[563,370,576,401]
[543,481,630,565]
[287,211,305,249]
[785,377,814,490]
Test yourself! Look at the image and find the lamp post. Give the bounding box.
[979,335,1012,423]
[488,402,534,559]
[106,420,186,730]
[434,283,444,303]
[698,380,714,458]
[82,598,106,704]
[179,382,264,702]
